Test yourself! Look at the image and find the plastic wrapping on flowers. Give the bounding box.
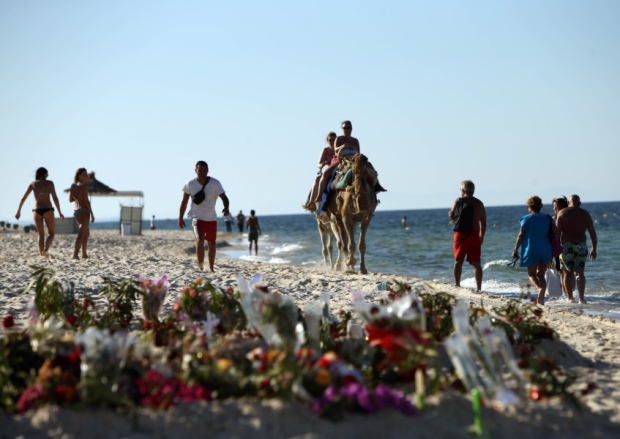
[138,276,169,322]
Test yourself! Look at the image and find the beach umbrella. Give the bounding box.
[64,172,143,198]
[64,172,118,195]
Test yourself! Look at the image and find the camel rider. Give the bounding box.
[335,121,386,193]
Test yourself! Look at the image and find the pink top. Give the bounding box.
[319,146,336,167]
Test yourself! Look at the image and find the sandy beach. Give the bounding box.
[1,230,619,438]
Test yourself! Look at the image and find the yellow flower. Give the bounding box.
[323,351,338,362]
[266,350,279,362]
[216,358,233,371]
[315,369,331,386]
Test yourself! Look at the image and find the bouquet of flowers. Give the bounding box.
[139,276,170,322]
[172,277,210,322]
[352,290,435,381]
[444,301,523,408]
[74,327,134,406]
[236,274,300,351]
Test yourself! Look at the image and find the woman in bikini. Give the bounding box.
[303,132,338,212]
[15,167,65,257]
[69,168,95,259]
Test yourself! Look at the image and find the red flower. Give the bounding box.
[529,388,542,401]
[2,315,15,329]
[258,286,269,293]
[225,287,234,294]
[54,385,77,402]
[65,315,77,327]
[365,325,429,355]
[68,349,81,365]
[341,374,359,385]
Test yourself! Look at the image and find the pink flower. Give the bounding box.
[17,385,44,413]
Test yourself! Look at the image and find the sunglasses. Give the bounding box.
[342,125,352,129]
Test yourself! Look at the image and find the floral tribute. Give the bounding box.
[0,267,584,420]
[138,275,169,323]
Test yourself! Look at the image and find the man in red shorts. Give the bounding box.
[448,180,487,291]
[179,161,230,272]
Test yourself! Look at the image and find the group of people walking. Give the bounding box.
[14,157,597,301]
[450,180,597,305]
[15,167,95,260]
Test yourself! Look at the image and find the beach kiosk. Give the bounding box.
[63,172,144,236]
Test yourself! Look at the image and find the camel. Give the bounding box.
[324,154,378,274]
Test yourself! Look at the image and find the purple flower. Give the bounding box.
[322,386,338,404]
[339,382,363,398]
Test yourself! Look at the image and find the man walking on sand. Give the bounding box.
[246,210,261,255]
[448,180,487,291]
[556,195,597,304]
[179,161,230,272]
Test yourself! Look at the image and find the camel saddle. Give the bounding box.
[330,154,380,191]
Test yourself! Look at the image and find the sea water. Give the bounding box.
[94,201,620,321]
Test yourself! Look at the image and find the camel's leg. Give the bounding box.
[327,231,334,268]
[333,215,348,271]
[358,219,370,274]
[318,221,330,266]
[344,217,357,269]
[329,218,339,269]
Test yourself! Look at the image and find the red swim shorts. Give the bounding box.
[453,231,481,264]
[192,219,217,242]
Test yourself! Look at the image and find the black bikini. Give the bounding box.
[33,207,54,217]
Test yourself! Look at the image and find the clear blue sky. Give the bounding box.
[2,0,618,223]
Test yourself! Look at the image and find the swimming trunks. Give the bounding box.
[192,219,217,242]
[248,229,259,241]
[74,209,87,217]
[33,208,54,217]
[560,242,588,271]
[453,231,481,264]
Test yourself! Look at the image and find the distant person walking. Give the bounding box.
[448,180,486,291]
[556,195,597,304]
[15,167,65,258]
[70,168,95,260]
[224,213,234,233]
[178,161,230,272]
[551,196,570,298]
[512,196,555,305]
[236,210,245,234]
[246,210,262,255]
[151,215,156,230]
